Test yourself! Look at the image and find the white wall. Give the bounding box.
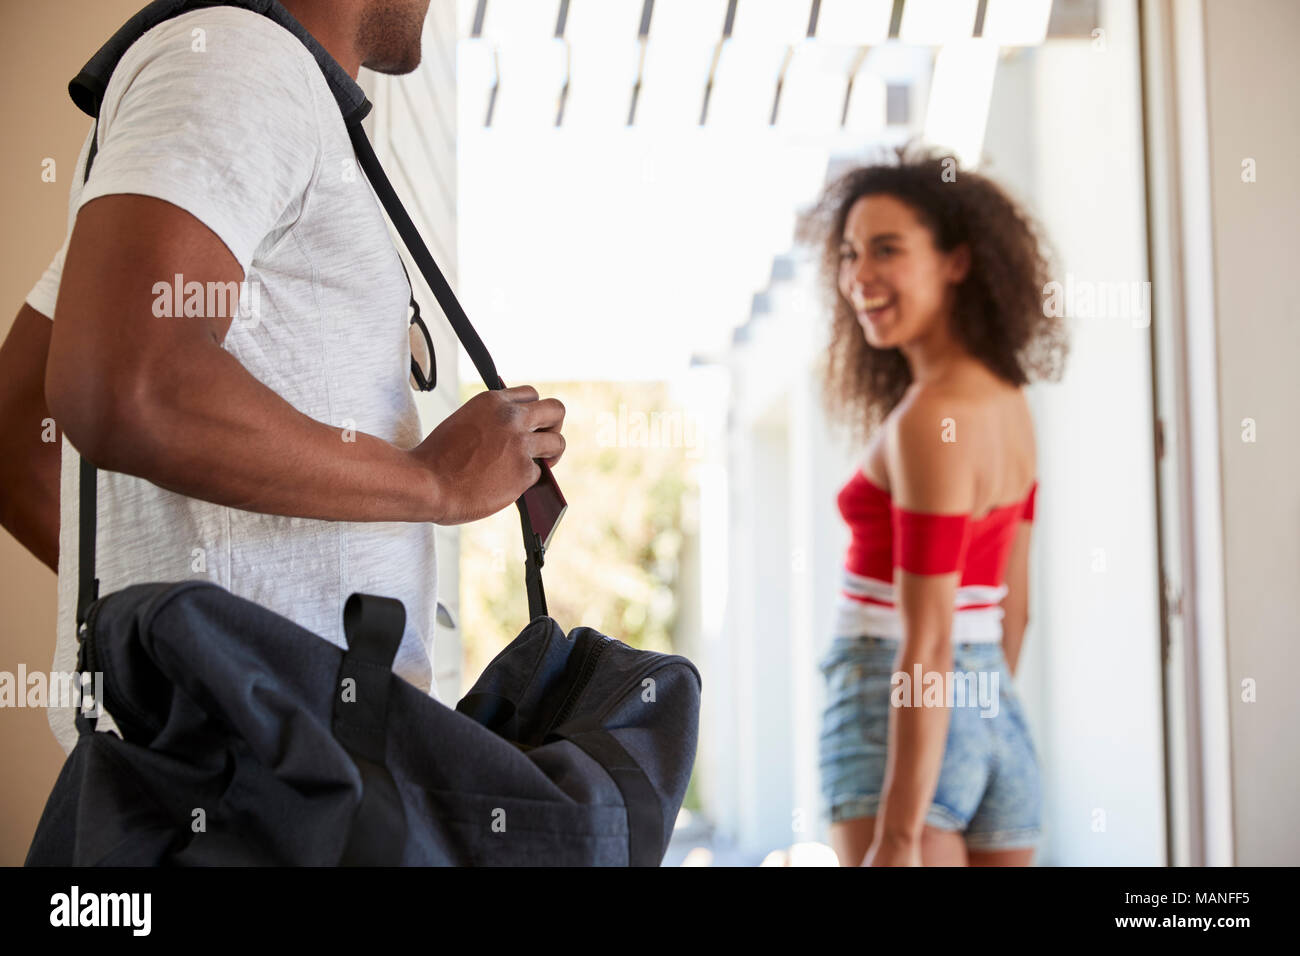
[981,7,1166,865]
[1200,0,1300,867]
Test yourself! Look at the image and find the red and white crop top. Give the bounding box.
[834,468,1037,643]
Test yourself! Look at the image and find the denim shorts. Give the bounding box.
[818,634,1042,851]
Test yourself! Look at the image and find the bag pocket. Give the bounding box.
[420,790,631,866]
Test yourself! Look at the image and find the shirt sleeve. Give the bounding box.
[25,123,98,320]
[75,7,323,277]
[25,238,68,320]
[1021,480,1038,523]
[891,506,972,575]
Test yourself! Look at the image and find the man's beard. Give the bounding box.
[358,0,430,75]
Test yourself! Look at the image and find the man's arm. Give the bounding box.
[46,194,563,526]
[0,304,62,571]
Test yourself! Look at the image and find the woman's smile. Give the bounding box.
[847,291,899,332]
[850,290,896,328]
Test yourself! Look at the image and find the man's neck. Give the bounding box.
[280,0,363,79]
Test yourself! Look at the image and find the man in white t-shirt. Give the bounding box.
[0,0,566,754]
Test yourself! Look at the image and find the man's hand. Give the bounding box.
[413,385,564,525]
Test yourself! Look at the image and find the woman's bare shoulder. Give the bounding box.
[882,365,1034,507]
[882,388,979,512]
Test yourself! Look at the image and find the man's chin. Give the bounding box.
[365,51,423,75]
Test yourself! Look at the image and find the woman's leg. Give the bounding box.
[829,816,875,866]
[831,816,969,866]
[966,846,1035,866]
[921,826,969,866]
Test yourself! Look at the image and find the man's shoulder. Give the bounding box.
[129,5,313,53]
[112,5,318,92]
[94,4,327,157]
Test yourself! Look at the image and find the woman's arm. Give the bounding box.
[1000,521,1032,675]
[866,392,977,865]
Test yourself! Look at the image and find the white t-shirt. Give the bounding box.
[27,7,440,754]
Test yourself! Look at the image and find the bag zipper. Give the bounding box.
[77,599,103,683]
[545,632,611,737]
[76,596,155,735]
[74,598,107,727]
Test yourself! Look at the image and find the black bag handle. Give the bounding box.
[334,593,409,864]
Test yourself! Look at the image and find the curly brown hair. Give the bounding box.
[797,146,1068,443]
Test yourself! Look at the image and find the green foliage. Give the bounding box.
[458,380,696,686]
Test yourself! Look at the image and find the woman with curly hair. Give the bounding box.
[805,150,1068,867]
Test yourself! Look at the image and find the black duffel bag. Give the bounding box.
[25,0,700,867]
[27,580,700,866]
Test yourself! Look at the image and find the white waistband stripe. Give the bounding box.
[836,571,1008,643]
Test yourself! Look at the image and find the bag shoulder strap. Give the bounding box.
[72,0,550,632]
[76,136,100,632]
[69,0,370,126]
